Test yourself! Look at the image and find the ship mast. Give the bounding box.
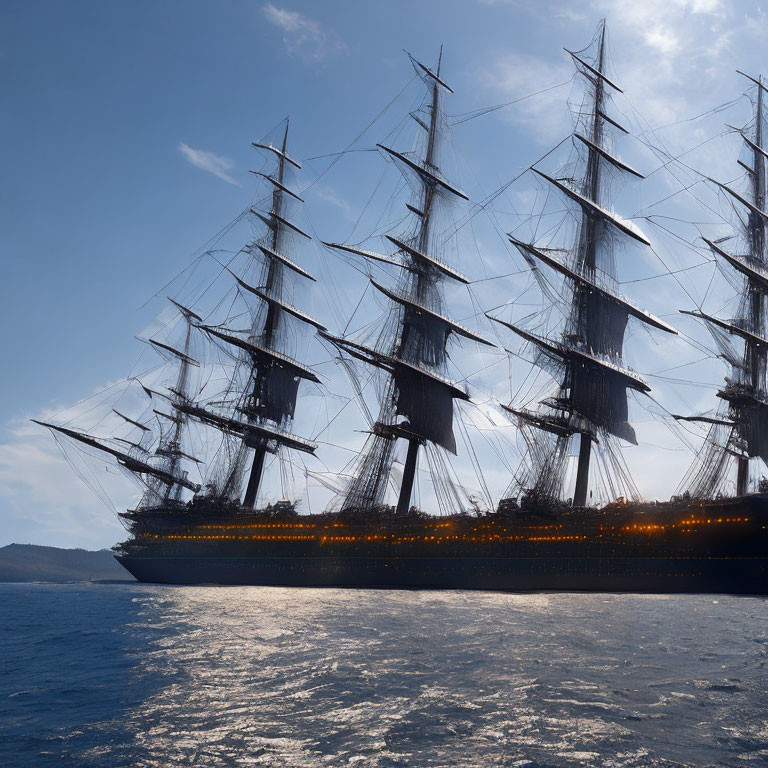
[396,50,444,515]
[491,21,675,507]
[735,73,766,494]
[243,122,290,508]
[570,24,608,507]
[679,72,768,497]
[324,51,493,515]
[740,73,766,493]
[150,299,201,500]
[180,120,322,508]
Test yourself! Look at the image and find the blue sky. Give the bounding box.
[2,0,767,548]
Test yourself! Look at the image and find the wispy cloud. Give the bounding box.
[178,143,240,186]
[261,4,346,64]
[2,371,188,549]
[1,415,132,549]
[476,0,758,158]
[584,0,734,124]
[312,185,354,220]
[478,52,573,144]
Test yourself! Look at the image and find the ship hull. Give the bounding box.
[115,553,767,594]
[115,495,768,594]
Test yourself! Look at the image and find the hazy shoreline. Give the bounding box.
[0,543,134,582]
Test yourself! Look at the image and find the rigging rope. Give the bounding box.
[300,75,418,193]
[449,78,574,126]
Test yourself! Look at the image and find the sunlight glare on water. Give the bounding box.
[1,584,767,767]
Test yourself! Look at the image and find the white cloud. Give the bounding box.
[0,372,179,549]
[178,143,241,186]
[475,0,763,189]
[261,4,346,64]
[643,26,680,55]
[312,185,354,220]
[478,52,573,144]
[554,8,589,23]
[477,0,746,134]
[593,0,721,55]
[0,416,132,549]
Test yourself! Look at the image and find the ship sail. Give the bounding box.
[324,50,492,515]
[492,21,676,507]
[677,71,768,498]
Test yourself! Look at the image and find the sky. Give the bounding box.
[2,0,768,549]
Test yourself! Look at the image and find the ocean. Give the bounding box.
[1,584,766,767]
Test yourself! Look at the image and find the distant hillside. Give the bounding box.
[0,544,133,582]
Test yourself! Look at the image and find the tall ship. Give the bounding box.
[35,27,768,593]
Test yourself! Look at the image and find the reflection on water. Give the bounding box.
[2,584,767,767]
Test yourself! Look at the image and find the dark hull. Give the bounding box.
[115,495,768,594]
[116,553,768,594]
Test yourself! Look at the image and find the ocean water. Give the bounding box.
[1,585,767,768]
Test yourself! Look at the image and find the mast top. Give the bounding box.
[405,49,454,93]
[251,141,302,170]
[737,70,768,93]
[566,50,623,93]
[566,25,623,95]
[168,297,203,323]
